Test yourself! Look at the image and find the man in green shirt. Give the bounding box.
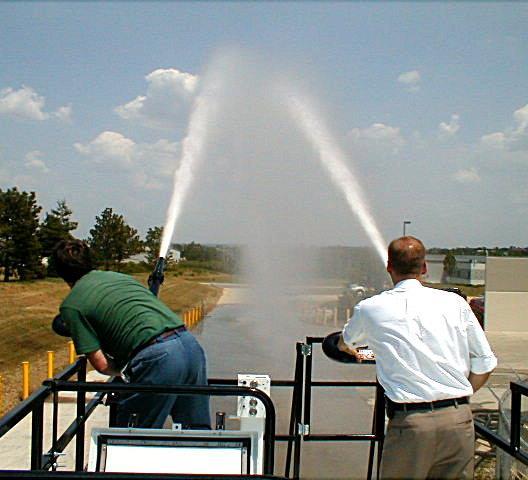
[52,239,210,429]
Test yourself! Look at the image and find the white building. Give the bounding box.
[424,254,486,286]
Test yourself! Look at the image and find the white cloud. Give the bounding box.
[0,86,49,120]
[24,150,49,173]
[0,85,71,122]
[397,70,421,92]
[481,103,528,151]
[453,167,481,184]
[74,131,180,189]
[75,131,136,166]
[348,123,405,153]
[53,104,72,122]
[438,114,460,137]
[115,68,198,129]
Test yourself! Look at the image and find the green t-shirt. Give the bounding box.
[60,270,183,367]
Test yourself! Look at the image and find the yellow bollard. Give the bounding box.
[47,351,55,378]
[184,310,189,327]
[68,341,76,364]
[22,361,30,400]
[334,307,338,326]
[0,375,3,411]
[193,307,198,325]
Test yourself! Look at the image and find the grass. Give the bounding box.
[0,272,224,415]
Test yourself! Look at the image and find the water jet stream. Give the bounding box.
[159,77,222,258]
[284,90,388,265]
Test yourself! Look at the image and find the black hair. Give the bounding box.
[52,239,94,284]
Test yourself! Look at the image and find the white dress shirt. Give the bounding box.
[342,279,497,403]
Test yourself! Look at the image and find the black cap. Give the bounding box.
[52,314,71,337]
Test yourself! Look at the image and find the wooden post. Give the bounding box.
[22,361,30,400]
[47,351,55,378]
[68,341,76,364]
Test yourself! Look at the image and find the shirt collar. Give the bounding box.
[393,278,423,290]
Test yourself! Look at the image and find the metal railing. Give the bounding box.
[283,338,384,480]
[0,344,527,479]
[474,380,528,466]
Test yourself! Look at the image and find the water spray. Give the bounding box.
[158,60,227,260]
[148,257,166,297]
[282,88,388,265]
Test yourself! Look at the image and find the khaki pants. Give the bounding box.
[380,404,474,479]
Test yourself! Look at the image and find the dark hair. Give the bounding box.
[52,239,93,284]
[388,236,426,275]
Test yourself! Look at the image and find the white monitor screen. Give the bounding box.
[97,436,250,475]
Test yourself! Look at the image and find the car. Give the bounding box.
[469,296,485,328]
[347,283,366,295]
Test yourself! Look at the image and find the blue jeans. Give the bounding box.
[116,329,211,429]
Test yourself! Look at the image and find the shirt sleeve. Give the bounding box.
[60,306,101,355]
[342,303,367,347]
[463,303,498,374]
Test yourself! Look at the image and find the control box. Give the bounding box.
[237,374,271,418]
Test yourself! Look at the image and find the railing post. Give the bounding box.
[22,361,30,400]
[75,358,87,471]
[510,382,521,452]
[30,398,44,470]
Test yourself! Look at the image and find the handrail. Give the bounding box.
[0,358,86,438]
[44,380,277,475]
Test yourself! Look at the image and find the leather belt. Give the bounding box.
[130,325,186,359]
[387,396,469,415]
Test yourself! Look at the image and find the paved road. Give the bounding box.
[194,285,379,479]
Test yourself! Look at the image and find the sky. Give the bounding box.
[0,2,527,250]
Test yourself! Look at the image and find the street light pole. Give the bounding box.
[403,220,411,236]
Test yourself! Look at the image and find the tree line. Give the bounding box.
[0,187,234,282]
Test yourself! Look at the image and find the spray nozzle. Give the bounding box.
[148,257,166,297]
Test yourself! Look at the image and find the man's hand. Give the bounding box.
[87,349,121,376]
[337,335,362,362]
[469,371,493,393]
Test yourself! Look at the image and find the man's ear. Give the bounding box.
[421,261,428,275]
[386,260,393,274]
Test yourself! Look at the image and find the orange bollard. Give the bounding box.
[68,341,76,364]
[22,361,30,400]
[47,351,55,378]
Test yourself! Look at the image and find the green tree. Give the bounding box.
[39,200,78,275]
[0,187,42,281]
[88,207,143,271]
[144,226,163,264]
[442,251,457,283]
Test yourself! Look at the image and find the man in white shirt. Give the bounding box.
[338,236,497,479]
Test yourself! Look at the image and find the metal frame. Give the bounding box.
[474,380,528,465]
[283,337,385,480]
[0,346,527,479]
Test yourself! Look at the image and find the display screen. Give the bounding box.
[97,435,250,474]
